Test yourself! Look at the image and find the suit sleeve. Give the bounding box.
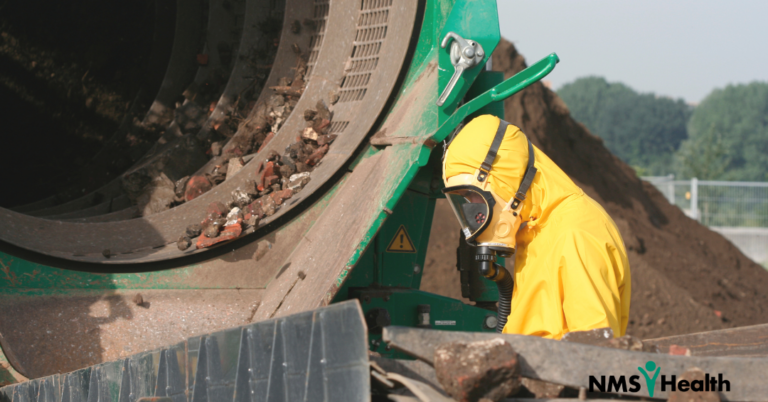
[557,230,627,336]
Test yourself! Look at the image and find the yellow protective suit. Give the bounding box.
[444,115,630,339]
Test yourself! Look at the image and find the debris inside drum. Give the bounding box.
[177,95,338,251]
[119,16,289,217]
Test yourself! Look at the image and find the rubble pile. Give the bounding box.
[170,52,311,212]
[121,17,287,216]
[177,98,337,251]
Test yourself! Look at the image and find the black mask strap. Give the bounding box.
[477,119,509,182]
[476,118,538,212]
[509,139,537,211]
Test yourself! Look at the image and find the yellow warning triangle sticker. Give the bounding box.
[386,225,416,253]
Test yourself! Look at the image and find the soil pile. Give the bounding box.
[423,39,768,339]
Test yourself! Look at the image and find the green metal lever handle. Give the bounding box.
[432,52,560,143]
[489,53,559,102]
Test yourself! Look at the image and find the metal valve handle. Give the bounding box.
[436,32,485,106]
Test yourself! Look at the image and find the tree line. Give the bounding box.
[557,77,768,181]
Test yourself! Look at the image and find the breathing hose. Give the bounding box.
[476,246,514,333]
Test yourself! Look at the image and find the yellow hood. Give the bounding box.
[444,114,584,229]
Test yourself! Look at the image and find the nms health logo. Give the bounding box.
[588,361,730,397]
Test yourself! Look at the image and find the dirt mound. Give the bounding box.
[422,38,768,339]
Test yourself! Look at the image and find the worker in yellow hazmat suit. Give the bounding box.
[442,115,630,339]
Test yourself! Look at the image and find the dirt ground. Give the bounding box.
[422,39,768,340]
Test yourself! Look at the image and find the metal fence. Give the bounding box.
[644,175,768,228]
[644,175,768,266]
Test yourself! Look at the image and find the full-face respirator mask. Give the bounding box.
[442,119,537,257]
[441,119,537,333]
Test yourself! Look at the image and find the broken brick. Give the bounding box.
[245,200,265,220]
[196,222,242,249]
[270,188,293,205]
[669,344,691,356]
[312,117,331,134]
[305,144,329,166]
[435,338,521,402]
[185,175,212,201]
[257,161,278,191]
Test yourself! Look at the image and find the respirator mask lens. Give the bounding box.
[442,186,496,242]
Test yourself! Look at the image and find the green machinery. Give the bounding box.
[0,0,557,383]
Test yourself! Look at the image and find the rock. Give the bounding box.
[279,163,296,179]
[288,172,311,191]
[177,235,192,251]
[185,175,213,201]
[301,127,319,141]
[214,122,233,138]
[667,368,721,402]
[286,141,307,161]
[201,201,228,229]
[317,134,337,146]
[268,94,285,108]
[203,221,223,238]
[305,144,329,166]
[329,90,339,105]
[133,293,144,306]
[211,141,223,156]
[196,209,243,249]
[102,249,111,259]
[270,189,293,205]
[196,221,242,249]
[174,176,190,198]
[290,20,301,33]
[175,102,207,134]
[303,109,317,121]
[206,201,228,217]
[225,207,243,226]
[226,157,245,179]
[434,338,521,402]
[315,99,331,121]
[245,213,260,228]
[561,327,614,345]
[260,194,277,216]
[312,117,331,135]
[136,173,176,216]
[245,200,265,220]
[186,224,202,238]
[231,188,254,208]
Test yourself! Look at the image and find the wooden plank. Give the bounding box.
[384,326,768,401]
[644,324,768,357]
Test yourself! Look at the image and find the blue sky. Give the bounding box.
[498,1,768,103]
